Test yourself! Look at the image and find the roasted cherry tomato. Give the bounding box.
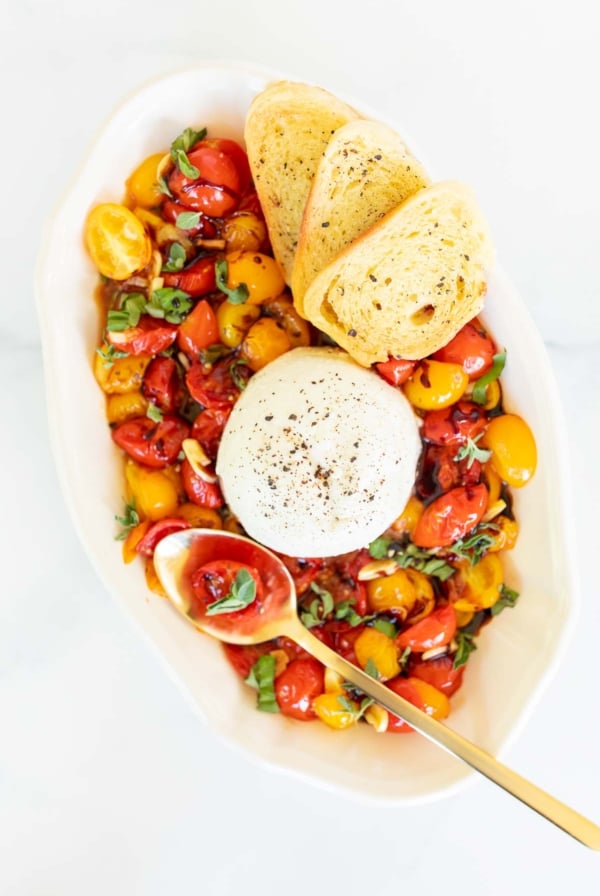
[433,320,496,380]
[396,604,457,653]
[404,360,469,410]
[408,653,465,697]
[274,658,325,721]
[421,400,487,447]
[277,555,324,596]
[168,139,250,218]
[222,642,271,679]
[107,316,178,356]
[186,357,250,409]
[161,201,217,237]
[176,299,219,357]
[412,483,488,548]
[181,458,224,508]
[142,356,179,413]
[415,444,482,503]
[375,357,418,386]
[135,517,189,556]
[190,559,263,622]
[385,677,427,733]
[163,257,216,298]
[125,153,165,208]
[112,415,189,468]
[190,407,232,459]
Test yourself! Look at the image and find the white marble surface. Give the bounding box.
[2,1,600,893]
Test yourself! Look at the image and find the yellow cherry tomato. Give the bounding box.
[84,203,152,280]
[313,692,358,730]
[482,414,537,488]
[144,557,167,597]
[354,628,400,680]
[94,351,150,394]
[488,515,519,552]
[125,152,165,208]
[241,317,291,371]
[482,462,503,506]
[366,568,434,624]
[222,212,267,253]
[264,296,311,348]
[124,460,180,522]
[408,678,450,720]
[122,519,151,564]
[226,251,286,305]
[389,495,424,538]
[403,360,469,410]
[482,378,502,411]
[105,390,148,424]
[175,504,223,529]
[453,553,504,612]
[216,300,261,348]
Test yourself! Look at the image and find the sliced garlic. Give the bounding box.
[357,558,398,581]
[182,439,217,482]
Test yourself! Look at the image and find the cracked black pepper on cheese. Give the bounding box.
[216,347,421,556]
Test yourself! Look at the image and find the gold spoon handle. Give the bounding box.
[284,616,600,850]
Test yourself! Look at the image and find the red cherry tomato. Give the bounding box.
[274,658,325,720]
[375,357,418,386]
[163,258,217,298]
[176,299,219,357]
[433,320,496,380]
[168,139,250,218]
[186,357,250,409]
[142,356,179,412]
[385,677,427,733]
[421,400,488,447]
[396,604,457,653]
[238,189,264,218]
[190,407,232,459]
[106,316,178,356]
[190,559,263,622]
[161,201,217,237]
[181,458,224,508]
[329,623,366,666]
[276,555,324,596]
[112,415,189,468]
[222,642,271,679]
[135,517,189,556]
[412,483,488,548]
[408,654,465,697]
[415,444,482,503]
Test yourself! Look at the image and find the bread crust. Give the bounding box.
[302,181,495,364]
[292,119,430,316]
[244,81,359,283]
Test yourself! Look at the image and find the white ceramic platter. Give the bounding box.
[36,62,578,804]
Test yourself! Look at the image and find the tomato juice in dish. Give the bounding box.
[86,123,537,735]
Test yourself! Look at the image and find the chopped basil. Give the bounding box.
[369,539,455,581]
[368,536,393,559]
[157,175,173,198]
[449,524,498,565]
[206,568,257,615]
[364,658,380,680]
[162,242,187,272]
[215,258,250,304]
[245,654,279,713]
[106,292,147,332]
[398,645,411,671]
[95,344,129,367]
[491,584,520,616]
[454,434,492,468]
[172,148,199,178]
[169,126,206,178]
[371,618,397,639]
[453,630,477,669]
[335,598,366,627]
[300,582,334,628]
[148,287,193,324]
[114,499,140,541]
[472,350,507,405]
[146,403,163,423]
[337,694,374,719]
[175,211,202,230]
[230,359,250,391]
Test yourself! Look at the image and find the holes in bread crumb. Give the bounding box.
[411,304,436,326]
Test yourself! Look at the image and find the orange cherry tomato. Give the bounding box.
[433,319,497,380]
[412,483,488,548]
[396,604,457,653]
[375,357,417,386]
[177,300,219,358]
[275,658,325,721]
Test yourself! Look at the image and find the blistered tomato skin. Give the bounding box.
[176,300,219,357]
[106,317,178,356]
[163,257,216,298]
[275,658,325,721]
[142,357,179,413]
[375,357,417,386]
[135,517,190,557]
[396,604,457,653]
[413,483,488,548]
[403,360,469,410]
[482,414,537,488]
[432,320,496,380]
[421,400,487,447]
[112,416,189,468]
[181,459,224,508]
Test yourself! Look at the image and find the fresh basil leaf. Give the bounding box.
[391,542,455,581]
[368,537,392,559]
[95,344,129,367]
[176,211,202,230]
[114,498,139,541]
[334,598,364,627]
[398,646,411,671]
[157,175,173,198]
[146,403,163,423]
[162,242,186,272]
[171,126,206,154]
[337,693,373,719]
[215,258,250,305]
[171,147,199,178]
[310,582,334,616]
[106,310,131,332]
[245,654,279,713]
[449,525,499,565]
[490,584,520,616]
[149,287,192,324]
[205,568,257,615]
[453,434,492,469]
[230,359,250,391]
[453,630,477,669]
[371,618,397,638]
[364,658,380,680]
[472,350,507,405]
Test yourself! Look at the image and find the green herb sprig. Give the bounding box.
[114,499,140,541]
[215,258,249,304]
[245,655,279,713]
[453,630,477,669]
[162,242,187,272]
[491,584,520,616]
[205,568,257,616]
[368,538,455,581]
[169,126,206,178]
[454,434,492,468]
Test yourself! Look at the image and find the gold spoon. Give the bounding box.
[154,527,600,849]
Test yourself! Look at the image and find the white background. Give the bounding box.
[2,1,599,893]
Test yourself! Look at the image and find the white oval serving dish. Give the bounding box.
[36,62,578,804]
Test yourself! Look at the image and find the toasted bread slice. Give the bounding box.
[244,81,359,283]
[291,120,430,316]
[302,181,495,365]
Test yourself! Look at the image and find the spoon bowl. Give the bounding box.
[154,527,600,850]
